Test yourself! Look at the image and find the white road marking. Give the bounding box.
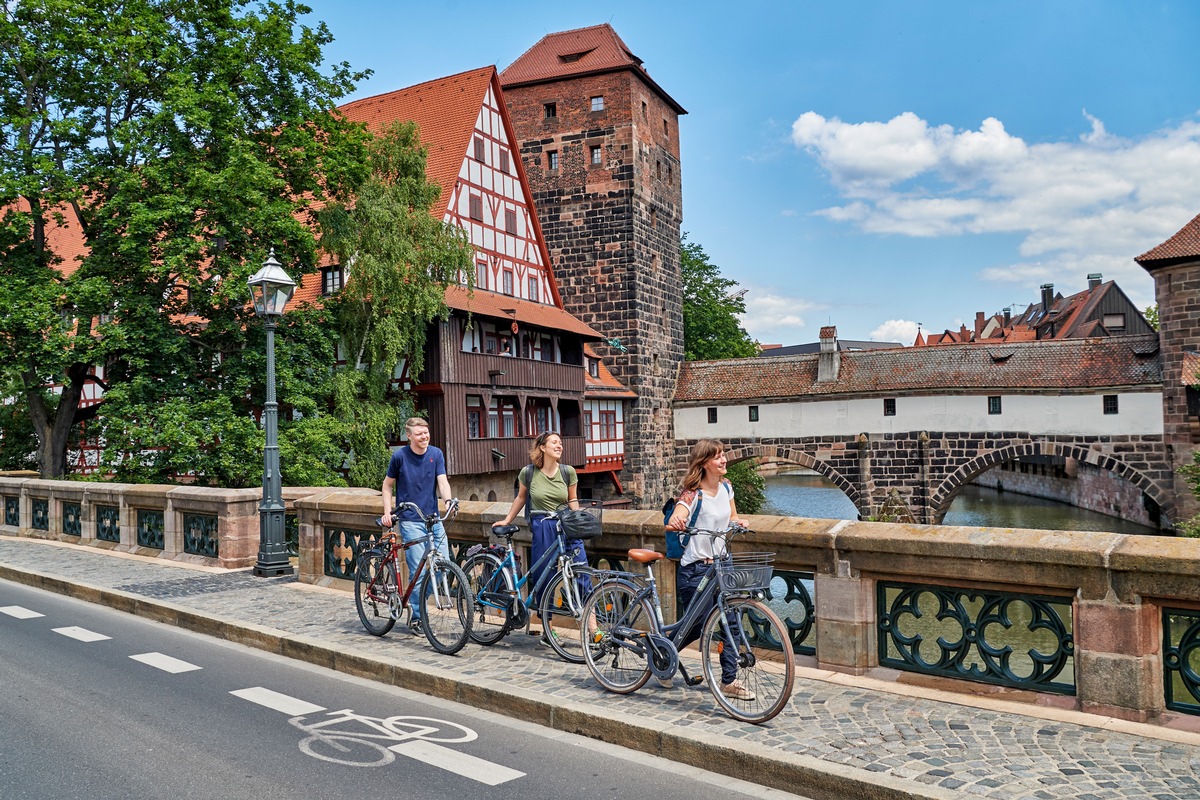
[0,606,44,619]
[52,626,111,642]
[231,687,326,716]
[130,652,202,674]
[389,739,526,785]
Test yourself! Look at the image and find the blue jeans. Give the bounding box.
[677,560,738,684]
[399,520,448,619]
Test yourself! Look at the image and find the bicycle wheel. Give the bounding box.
[462,552,513,645]
[700,597,795,724]
[581,579,652,694]
[538,565,596,664]
[354,551,397,636]
[298,733,393,767]
[419,558,474,655]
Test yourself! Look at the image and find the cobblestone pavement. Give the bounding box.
[3,535,1200,800]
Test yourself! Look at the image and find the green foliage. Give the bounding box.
[0,399,38,471]
[316,121,474,488]
[1178,453,1200,537]
[1144,304,1159,331]
[727,459,765,515]
[680,234,758,361]
[0,0,370,477]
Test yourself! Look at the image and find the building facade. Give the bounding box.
[500,25,687,506]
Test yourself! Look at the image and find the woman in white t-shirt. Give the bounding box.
[665,438,753,700]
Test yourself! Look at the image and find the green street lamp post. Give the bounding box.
[247,249,296,577]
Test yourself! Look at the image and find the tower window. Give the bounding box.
[590,145,602,165]
[544,102,556,119]
[641,100,647,120]
[590,95,604,112]
[547,151,558,170]
[663,119,669,137]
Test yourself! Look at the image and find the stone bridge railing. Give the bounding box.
[5,475,1200,727]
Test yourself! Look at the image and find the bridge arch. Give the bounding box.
[726,443,863,514]
[928,442,1171,526]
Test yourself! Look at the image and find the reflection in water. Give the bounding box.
[762,471,1158,535]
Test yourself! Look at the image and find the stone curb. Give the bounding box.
[0,561,977,800]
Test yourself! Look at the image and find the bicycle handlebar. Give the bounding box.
[378,498,459,530]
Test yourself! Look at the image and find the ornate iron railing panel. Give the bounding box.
[878,581,1075,694]
[324,526,379,581]
[1163,608,1200,715]
[95,504,120,543]
[136,509,165,549]
[285,514,299,558]
[4,496,18,527]
[183,513,218,557]
[62,502,82,536]
[770,570,815,655]
[31,499,49,531]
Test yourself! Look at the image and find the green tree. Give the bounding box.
[311,121,476,488]
[680,234,758,361]
[0,0,370,478]
[727,458,765,515]
[1145,304,1159,331]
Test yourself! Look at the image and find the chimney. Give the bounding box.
[817,325,839,382]
[1040,283,1055,314]
[1087,273,1102,290]
[1003,307,1011,327]
[974,311,985,338]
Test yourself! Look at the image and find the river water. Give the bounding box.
[760,471,1159,535]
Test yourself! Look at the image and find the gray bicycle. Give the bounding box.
[579,526,795,724]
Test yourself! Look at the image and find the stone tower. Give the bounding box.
[1136,213,1200,523]
[500,25,687,506]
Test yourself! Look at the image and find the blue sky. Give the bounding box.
[302,1,1200,345]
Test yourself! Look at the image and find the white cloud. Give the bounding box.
[738,291,821,344]
[790,110,1200,309]
[869,319,920,344]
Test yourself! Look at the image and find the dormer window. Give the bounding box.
[321,266,343,296]
[588,358,599,378]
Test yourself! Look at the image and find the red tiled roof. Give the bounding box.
[499,24,686,114]
[444,285,601,339]
[583,344,636,399]
[338,67,496,221]
[674,334,1161,403]
[1137,212,1200,265]
[13,199,89,276]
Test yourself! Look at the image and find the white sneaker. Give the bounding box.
[655,675,674,689]
[720,679,756,701]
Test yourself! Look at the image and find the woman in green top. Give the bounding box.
[492,431,584,646]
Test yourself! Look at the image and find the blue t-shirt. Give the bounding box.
[386,445,446,522]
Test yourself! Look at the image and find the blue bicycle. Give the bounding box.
[464,502,601,663]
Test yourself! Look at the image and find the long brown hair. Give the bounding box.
[529,431,561,469]
[680,438,724,493]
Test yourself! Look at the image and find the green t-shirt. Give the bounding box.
[522,464,578,514]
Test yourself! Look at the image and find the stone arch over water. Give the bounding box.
[929,442,1170,526]
[726,443,863,515]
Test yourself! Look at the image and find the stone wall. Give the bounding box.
[973,459,1156,527]
[503,70,684,508]
[291,493,1200,725]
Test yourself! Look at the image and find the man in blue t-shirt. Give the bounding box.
[381,417,454,633]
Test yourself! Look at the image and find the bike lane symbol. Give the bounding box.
[289,708,526,786]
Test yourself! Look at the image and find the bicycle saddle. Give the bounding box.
[627,548,664,564]
[491,524,520,538]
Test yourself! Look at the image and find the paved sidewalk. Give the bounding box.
[2,535,1199,800]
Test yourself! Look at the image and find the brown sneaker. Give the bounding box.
[720,679,756,701]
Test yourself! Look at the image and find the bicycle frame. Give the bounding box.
[371,501,457,613]
[477,525,584,615]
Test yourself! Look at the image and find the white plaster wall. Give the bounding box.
[674,391,1163,440]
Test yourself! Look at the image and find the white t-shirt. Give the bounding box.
[677,480,734,567]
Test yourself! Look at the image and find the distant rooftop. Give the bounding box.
[758,340,903,357]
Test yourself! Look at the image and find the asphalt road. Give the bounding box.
[0,578,812,800]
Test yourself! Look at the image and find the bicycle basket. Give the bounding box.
[556,501,603,540]
[715,552,774,593]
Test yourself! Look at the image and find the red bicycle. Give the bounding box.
[353,499,473,655]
